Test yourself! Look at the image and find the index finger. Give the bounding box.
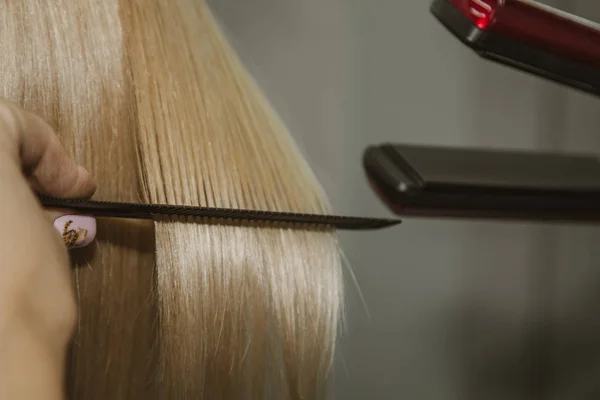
[0,101,97,199]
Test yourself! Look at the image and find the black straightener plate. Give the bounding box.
[364,143,600,222]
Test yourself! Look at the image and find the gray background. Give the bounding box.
[209,1,600,398]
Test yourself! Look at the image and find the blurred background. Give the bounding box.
[209,1,600,398]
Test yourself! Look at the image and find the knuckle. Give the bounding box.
[0,102,20,134]
[0,102,22,151]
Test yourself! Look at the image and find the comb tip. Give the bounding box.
[382,219,402,228]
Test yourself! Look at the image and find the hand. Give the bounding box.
[0,100,97,399]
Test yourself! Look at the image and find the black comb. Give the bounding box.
[38,196,400,231]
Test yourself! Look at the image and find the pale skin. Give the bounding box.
[0,101,96,399]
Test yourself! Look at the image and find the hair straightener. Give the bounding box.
[430,0,600,97]
[361,2,600,223]
[363,144,600,223]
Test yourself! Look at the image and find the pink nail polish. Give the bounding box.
[53,215,96,249]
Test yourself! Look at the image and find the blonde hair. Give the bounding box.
[0,1,343,399]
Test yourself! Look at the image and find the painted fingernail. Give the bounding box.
[53,215,96,249]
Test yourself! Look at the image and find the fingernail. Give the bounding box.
[53,215,96,249]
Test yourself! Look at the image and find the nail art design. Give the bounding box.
[53,215,96,249]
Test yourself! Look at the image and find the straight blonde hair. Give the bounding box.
[0,1,343,399]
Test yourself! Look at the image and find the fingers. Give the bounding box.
[0,101,97,249]
[45,209,97,250]
[0,100,97,199]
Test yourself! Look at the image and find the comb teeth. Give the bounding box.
[38,196,401,231]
